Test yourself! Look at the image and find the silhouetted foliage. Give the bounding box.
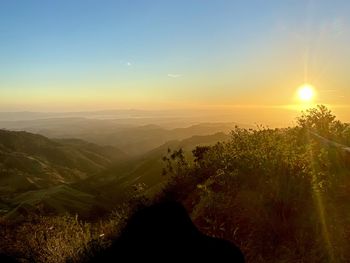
[192,146,210,164]
[159,105,350,262]
[87,201,244,262]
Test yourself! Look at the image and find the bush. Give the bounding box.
[160,106,350,262]
[0,207,130,263]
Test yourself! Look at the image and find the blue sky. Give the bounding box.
[0,0,349,114]
[1,1,282,71]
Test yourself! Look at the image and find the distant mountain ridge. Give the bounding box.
[0,119,243,155]
[0,109,164,121]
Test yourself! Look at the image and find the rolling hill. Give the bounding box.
[0,118,247,155]
[0,129,229,220]
[0,129,126,195]
[4,185,109,221]
[76,132,230,202]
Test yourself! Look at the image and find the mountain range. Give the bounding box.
[0,118,242,155]
[0,127,230,220]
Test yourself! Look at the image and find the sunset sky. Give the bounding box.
[0,0,349,123]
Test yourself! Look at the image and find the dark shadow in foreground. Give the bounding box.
[88,201,244,262]
[0,254,18,263]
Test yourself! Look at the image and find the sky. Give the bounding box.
[0,0,349,123]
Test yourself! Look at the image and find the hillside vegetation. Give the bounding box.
[0,131,126,220]
[76,132,230,203]
[0,130,125,195]
[1,105,350,263]
[160,105,350,262]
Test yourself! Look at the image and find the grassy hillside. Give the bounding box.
[5,185,109,221]
[0,130,232,262]
[76,132,230,203]
[0,130,126,195]
[0,130,127,220]
[0,129,229,221]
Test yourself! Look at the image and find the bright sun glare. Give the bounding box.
[298,84,315,102]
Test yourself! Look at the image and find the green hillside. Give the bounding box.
[0,129,126,195]
[0,129,229,220]
[5,185,108,221]
[76,132,230,202]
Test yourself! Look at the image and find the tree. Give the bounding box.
[192,146,210,164]
[297,105,342,138]
[162,148,188,177]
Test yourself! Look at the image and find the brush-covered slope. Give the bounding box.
[77,132,230,202]
[0,129,126,194]
[4,185,109,221]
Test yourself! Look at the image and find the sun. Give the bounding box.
[298,84,315,102]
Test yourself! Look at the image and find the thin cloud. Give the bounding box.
[126,62,132,66]
[320,89,337,93]
[167,74,182,78]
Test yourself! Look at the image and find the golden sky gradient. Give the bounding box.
[0,1,349,125]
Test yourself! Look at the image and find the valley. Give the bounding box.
[0,119,233,221]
